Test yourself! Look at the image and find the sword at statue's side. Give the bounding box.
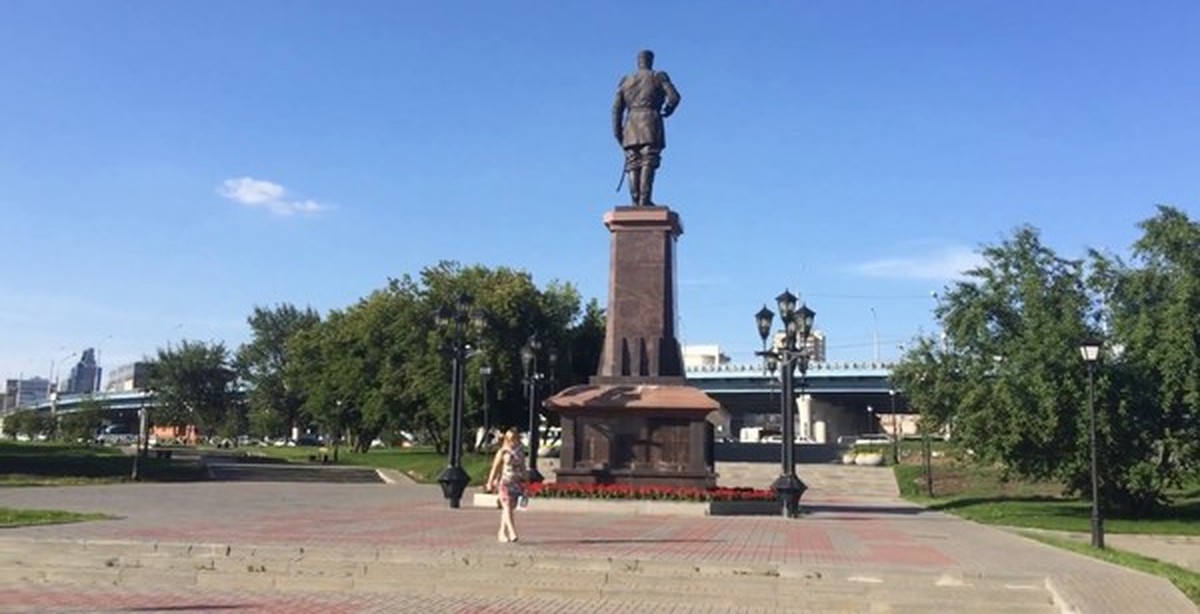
[615,164,626,193]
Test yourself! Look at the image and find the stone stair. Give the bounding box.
[0,538,1058,613]
[717,462,901,500]
[204,462,385,483]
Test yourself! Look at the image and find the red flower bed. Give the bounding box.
[525,482,775,502]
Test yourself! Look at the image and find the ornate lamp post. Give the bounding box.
[435,292,487,509]
[1079,337,1104,549]
[521,335,557,484]
[754,289,815,518]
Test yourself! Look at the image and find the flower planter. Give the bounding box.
[854,452,884,466]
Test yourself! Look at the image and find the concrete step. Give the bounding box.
[0,538,1057,613]
[204,463,385,483]
[717,462,901,499]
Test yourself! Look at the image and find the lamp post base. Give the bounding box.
[1091,513,1105,549]
[437,465,470,509]
[771,473,808,518]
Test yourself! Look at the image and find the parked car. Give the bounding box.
[853,433,892,446]
[96,424,137,446]
[293,434,322,447]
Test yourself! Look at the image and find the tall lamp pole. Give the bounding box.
[521,335,556,484]
[1079,338,1104,549]
[132,386,152,480]
[480,365,492,448]
[435,293,487,509]
[755,290,815,518]
[889,389,899,464]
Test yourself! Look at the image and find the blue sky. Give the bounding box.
[2,1,1197,384]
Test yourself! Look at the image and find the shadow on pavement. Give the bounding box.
[536,538,721,546]
[804,503,928,516]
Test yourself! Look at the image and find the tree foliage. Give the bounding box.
[896,211,1200,515]
[919,227,1092,479]
[1089,206,1200,512]
[282,261,603,453]
[147,340,238,440]
[3,410,52,438]
[57,400,105,442]
[235,303,321,439]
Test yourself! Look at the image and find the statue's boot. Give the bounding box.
[638,166,656,207]
[627,168,642,206]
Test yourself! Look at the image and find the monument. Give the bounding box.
[545,51,724,489]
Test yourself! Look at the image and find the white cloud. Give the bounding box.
[218,177,284,204]
[852,246,983,281]
[217,177,328,217]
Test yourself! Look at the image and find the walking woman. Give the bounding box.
[486,428,527,543]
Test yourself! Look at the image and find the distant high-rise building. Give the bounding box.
[4,377,52,410]
[105,362,154,392]
[771,329,827,363]
[65,348,101,394]
[682,345,731,369]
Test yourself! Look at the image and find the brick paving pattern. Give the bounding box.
[0,468,1195,613]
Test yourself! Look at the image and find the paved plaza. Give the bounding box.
[0,464,1195,613]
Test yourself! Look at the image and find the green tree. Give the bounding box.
[283,261,603,455]
[57,398,105,443]
[889,335,967,440]
[3,410,52,439]
[895,227,1094,487]
[899,214,1200,515]
[1090,206,1200,513]
[235,303,321,440]
[148,340,237,441]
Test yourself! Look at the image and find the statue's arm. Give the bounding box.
[660,72,680,118]
[612,80,627,142]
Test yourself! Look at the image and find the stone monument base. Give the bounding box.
[546,383,727,489]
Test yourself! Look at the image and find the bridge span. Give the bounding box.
[10,362,907,446]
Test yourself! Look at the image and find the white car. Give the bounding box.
[854,433,892,446]
[96,425,137,446]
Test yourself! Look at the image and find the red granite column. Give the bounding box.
[594,206,685,384]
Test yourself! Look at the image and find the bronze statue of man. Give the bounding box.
[612,49,681,207]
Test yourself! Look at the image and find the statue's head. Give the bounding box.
[637,49,655,70]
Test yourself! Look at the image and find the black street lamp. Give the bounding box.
[435,292,487,509]
[132,387,150,481]
[521,335,557,484]
[1079,337,1104,549]
[917,374,934,497]
[889,389,899,464]
[754,289,815,518]
[479,365,492,448]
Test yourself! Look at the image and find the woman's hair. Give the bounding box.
[502,428,520,446]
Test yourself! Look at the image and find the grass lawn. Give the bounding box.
[893,453,1200,536]
[1021,531,1200,606]
[243,445,496,485]
[1,440,496,486]
[0,508,113,528]
[0,441,206,486]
